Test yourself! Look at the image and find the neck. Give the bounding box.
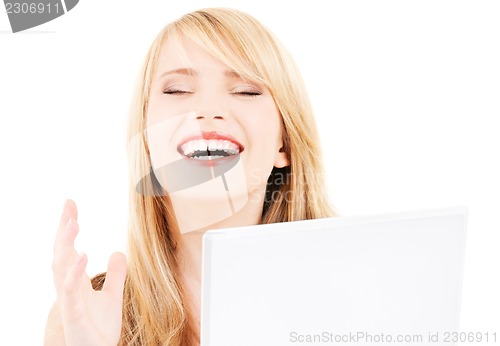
[176,200,264,286]
[173,200,263,330]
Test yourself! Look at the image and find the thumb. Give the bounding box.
[102,252,127,297]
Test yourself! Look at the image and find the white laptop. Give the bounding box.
[200,206,467,346]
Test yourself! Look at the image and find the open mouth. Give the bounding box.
[178,137,243,160]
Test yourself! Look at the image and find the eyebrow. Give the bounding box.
[158,68,245,80]
[224,70,243,79]
[158,68,197,79]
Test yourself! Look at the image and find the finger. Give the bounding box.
[52,217,79,265]
[54,217,79,256]
[59,199,78,229]
[102,252,128,297]
[54,199,78,254]
[60,252,91,322]
[52,220,80,293]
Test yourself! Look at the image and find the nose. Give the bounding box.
[193,89,228,121]
[195,114,224,120]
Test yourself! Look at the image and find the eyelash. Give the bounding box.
[163,89,192,95]
[234,91,262,97]
[162,90,262,97]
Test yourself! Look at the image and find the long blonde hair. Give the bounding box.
[95,7,336,345]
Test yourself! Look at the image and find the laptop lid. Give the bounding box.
[200,206,467,346]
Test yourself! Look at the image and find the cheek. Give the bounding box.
[240,106,282,185]
[147,94,191,124]
[243,104,282,153]
[146,120,175,170]
[145,99,186,169]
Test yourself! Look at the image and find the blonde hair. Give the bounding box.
[94,7,336,345]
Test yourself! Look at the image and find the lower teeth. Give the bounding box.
[192,155,224,160]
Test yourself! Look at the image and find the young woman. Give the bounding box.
[45,7,335,345]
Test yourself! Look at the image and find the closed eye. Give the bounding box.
[232,90,262,97]
[230,82,263,97]
[163,89,193,95]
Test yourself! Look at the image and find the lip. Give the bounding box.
[176,131,245,157]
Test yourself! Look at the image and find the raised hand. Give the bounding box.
[47,199,127,346]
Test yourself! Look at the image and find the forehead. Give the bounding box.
[155,39,228,77]
[152,35,266,88]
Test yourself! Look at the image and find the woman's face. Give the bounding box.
[145,38,289,232]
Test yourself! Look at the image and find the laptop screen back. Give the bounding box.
[200,207,467,346]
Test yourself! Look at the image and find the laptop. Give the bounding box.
[200,206,468,346]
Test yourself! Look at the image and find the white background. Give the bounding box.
[1,1,499,344]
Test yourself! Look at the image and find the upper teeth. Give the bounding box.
[180,139,240,157]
